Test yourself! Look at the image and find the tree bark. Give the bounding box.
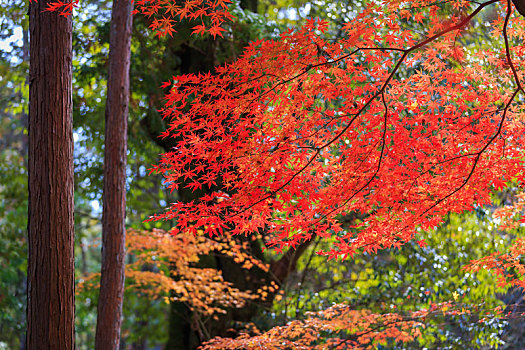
[95,0,133,348]
[27,0,74,348]
[512,0,525,17]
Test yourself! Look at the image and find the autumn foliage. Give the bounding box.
[133,0,234,37]
[493,192,525,231]
[466,192,525,290]
[150,0,525,261]
[42,0,234,37]
[79,229,267,316]
[201,302,475,349]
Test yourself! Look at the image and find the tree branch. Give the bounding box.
[270,235,316,284]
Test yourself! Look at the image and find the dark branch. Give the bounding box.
[270,234,316,284]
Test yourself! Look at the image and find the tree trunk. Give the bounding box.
[512,0,525,17]
[27,0,74,348]
[95,0,133,348]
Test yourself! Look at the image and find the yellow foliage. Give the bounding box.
[78,228,268,316]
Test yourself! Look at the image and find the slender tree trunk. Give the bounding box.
[27,0,74,348]
[95,0,133,348]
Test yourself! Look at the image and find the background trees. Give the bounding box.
[95,0,133,347]
[1,0,525,349]
[0,1,28,345]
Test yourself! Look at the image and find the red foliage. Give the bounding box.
[149,0,525,259]
[466,237,525,289]
[133,0,234,37]
[37,0,234,37]
[466,191,525,289]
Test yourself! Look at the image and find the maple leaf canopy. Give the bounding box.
[149,0,525,259]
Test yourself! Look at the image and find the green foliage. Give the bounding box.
[0,147,27,349]
[0,3,28,345]
[266,206,515,348]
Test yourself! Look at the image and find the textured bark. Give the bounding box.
[95,0,133,348]
[512,0,525,17]
[27,1,74,349]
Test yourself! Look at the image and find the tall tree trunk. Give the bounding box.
[27,0,74,348]
[95,0,133,348]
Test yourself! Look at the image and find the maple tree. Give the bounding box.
[151,0,525,261]
[143,0,525,344]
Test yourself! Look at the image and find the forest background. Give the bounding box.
[2,0,525,349]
